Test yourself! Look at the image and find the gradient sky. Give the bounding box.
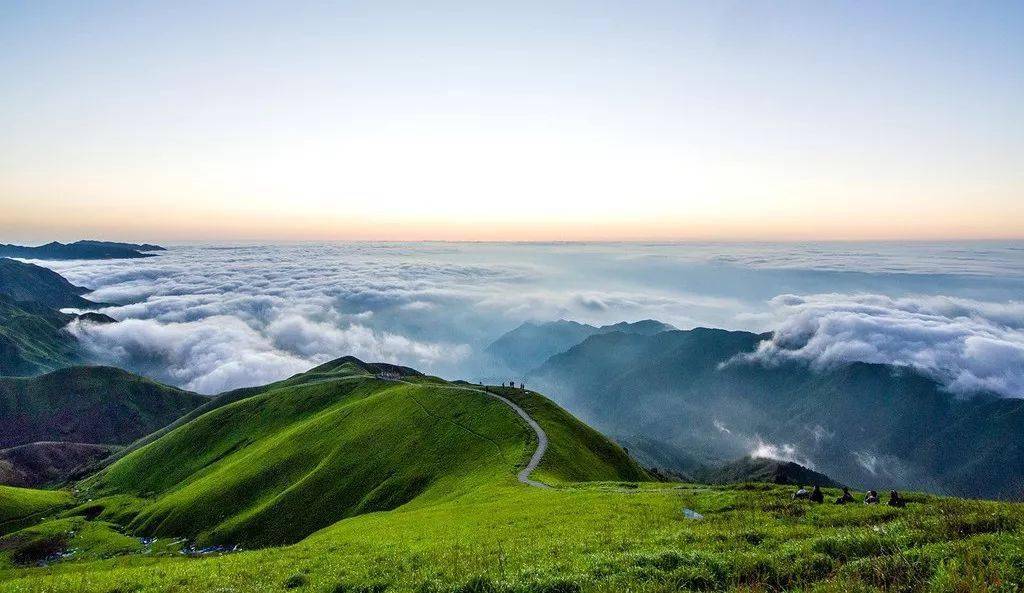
[1,1,1022,242]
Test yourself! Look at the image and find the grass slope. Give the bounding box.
[76,359,644,548]
[0,297,80,377]
[0,259,97,310]
[3,359,1020,592]
[0,486,72,537]
[3,484,1023,592]
[0,366,207,449]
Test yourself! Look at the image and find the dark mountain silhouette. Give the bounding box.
[529,328,1024,500]
[0,240,164,260]
[0,258,100,309]
[694,456,844,489]
[485,318,675,373]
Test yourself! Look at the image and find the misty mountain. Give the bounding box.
[528,328,1024,500]
[694,456,844,489]
[485,318,675,374]
[0,240,164,260]
[0,296,81,376]
[0,258,101,310]
[0,258,116,376]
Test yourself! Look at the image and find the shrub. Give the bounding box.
[285,573,308,589]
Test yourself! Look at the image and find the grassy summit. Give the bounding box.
[1,358,1021,592]
[73,359,646,548]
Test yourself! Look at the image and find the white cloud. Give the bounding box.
[750,438,814,469]
[32,245,1024,398]
[741,294,1024,398]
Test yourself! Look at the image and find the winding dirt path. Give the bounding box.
[481,390,551,489]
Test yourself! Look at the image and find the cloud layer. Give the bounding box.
[41,244,741,392]
[32,242,1024,395]
[743,294,1024,398]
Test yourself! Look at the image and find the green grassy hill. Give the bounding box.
[0,297,81,377]
[0,486,72,537]
[0,366,207,449]
[73,358,646,548]
[0,258,118,376]
[0,357,1022,591]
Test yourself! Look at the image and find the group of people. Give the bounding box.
[793,485,906,507]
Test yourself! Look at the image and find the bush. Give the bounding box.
[285,574,308,589]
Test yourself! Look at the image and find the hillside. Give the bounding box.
[484,318,675,374]
[695,456,844,489]
[0,258,118,376]
[0,443,119,488]
[0,241,163,260]
[529,327,1024,499]
[4,478,1024,591]
[1,358,1023,591]
[76,357,647,547]
[0,258,100,310]
[0,366,206,449]
[0,297,82,377]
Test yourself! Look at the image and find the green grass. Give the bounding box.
[0,517,144,568]
[0,297,78,378]
[489,386,649,484]
[2,360,1022,592]
[0,487,71,537]
[2,484,1023,592]
[74,365,642,548]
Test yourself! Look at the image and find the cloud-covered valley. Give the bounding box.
[33,242,1024,395]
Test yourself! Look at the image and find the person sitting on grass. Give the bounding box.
[887,490,906,508]
[793,485,809,500]
[864,490,880,504]
[809,485,825,503]
[835,486,856,504]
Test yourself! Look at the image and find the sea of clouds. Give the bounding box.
[33,241,1024,396]
[743,294,1024,398]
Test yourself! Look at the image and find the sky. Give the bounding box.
[1,1,1022,242]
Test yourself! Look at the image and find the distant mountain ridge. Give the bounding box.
[485,318,675,374]
[0,240,164,260]
[528,327,1024,500]
[694,456,844,489]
